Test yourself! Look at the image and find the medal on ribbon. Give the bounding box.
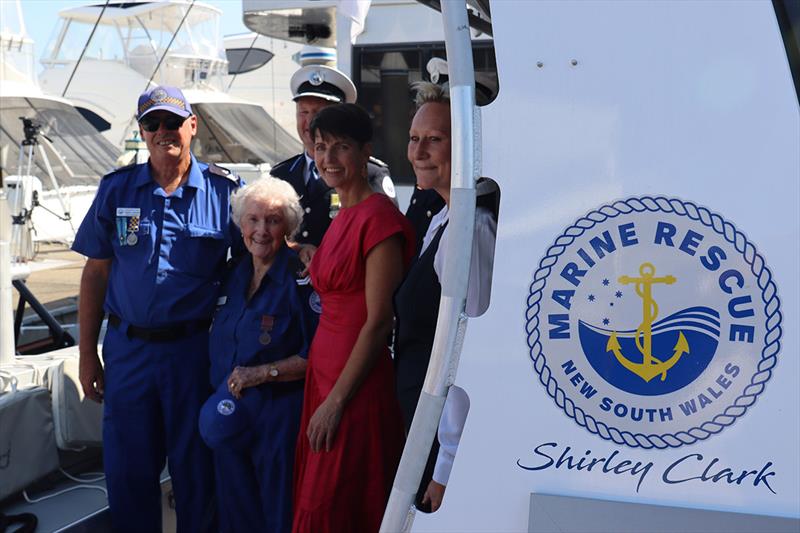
[259,315,275,345]
[116,207,141,246]
[329,193,341,219]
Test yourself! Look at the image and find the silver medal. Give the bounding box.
[259,332,272,345]
[126,233,138,246]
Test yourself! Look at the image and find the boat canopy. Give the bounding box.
[0,97,119,188]
[192,102,302,166]
[42,1,228,91]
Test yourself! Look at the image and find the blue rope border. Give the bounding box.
[525,196,782,449]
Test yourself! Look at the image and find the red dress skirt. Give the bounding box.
[293,194,415,533]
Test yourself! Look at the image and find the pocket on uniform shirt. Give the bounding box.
[172,224,226,278]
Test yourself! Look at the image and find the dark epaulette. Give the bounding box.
[368,155,389,168]
[270,154,303,177]
[102,163,137,180]
[208,163,239,183]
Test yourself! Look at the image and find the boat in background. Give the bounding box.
[222,32,305,145]
[1,1,119,246]
[39,0,302,182]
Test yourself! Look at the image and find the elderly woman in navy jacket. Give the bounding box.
[200,176,319,533]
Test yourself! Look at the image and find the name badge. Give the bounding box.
[116,207,141,217]
[116,207,142,246]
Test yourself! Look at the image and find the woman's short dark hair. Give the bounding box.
[310,103,373,146]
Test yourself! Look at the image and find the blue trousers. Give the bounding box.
[213,386,302,533]
[102,326,217,533]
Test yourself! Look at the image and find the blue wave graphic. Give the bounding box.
[580,306,720,338]
[578,306,720,396]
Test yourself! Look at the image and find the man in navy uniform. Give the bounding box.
[73,86,240,533]
[270,65,397,246]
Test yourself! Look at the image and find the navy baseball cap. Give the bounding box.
[137,86,193,121]
[198,380,263,452]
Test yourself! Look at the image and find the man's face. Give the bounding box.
[295,96,332,155]
[139,110,196,163]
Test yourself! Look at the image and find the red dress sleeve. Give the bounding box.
[359,195,416,268]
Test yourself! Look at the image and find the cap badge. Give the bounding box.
[151,88,168,102]
[310,71,324,86]
[217,399,236,416]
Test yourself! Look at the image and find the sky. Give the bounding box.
[14,0,250,63]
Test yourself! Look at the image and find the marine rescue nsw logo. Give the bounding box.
[525,197,781,449]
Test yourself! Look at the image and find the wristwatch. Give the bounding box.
[268,365,279,378]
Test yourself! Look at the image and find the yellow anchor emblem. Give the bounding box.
[606,262,690,382]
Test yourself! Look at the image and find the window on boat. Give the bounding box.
[353,41,498,185]
[50,19,124,63]
[191,103,302,167]
[76,107,111,133]
[226,48,274,75]
[773,0,800,104]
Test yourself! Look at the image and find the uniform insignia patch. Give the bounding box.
[217,399,235,416]
[309,291,322,314]
[151,88,168,102]
[310,70,324,86]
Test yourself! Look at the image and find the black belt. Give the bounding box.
[108,314,211,343]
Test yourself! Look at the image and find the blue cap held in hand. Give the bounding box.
[198,379,263,452]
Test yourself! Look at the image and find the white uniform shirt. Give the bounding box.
[419,204,497,317]
[432,385,470,485]
[419,199,496,485]
[304,152,318,185]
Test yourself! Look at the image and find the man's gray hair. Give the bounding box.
[411,81,450,109]
[230,177,304,240]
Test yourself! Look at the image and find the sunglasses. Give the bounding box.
[139,115,188,133]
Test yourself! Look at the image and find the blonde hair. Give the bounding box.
[230,177,303,240]
[411,81,450,109]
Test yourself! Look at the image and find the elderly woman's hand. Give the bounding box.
[307,396,343,452]
[227,366,266,399]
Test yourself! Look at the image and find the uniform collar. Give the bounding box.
[185,154,206,192]
[139,153,205,193]
[242,244,292,291]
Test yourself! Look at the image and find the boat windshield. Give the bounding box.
[0,97,119,188]
[42,3,227,90]
[192,103,302,167]
[0,34,36,86]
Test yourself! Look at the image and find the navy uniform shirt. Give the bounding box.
[72,155,241,327]
[208,246,320,389]
[405,187,446,254]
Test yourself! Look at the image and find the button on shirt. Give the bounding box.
[208,246,319,388]
[72,155,240,327]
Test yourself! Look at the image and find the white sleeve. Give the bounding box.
[433,206,497,317]
[432,385,470,485]
[465,206,497,317]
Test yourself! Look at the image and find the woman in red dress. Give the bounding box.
[292,104,415,532]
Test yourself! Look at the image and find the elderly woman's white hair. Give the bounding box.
[230,177,304,240]
[411,80,450,109]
